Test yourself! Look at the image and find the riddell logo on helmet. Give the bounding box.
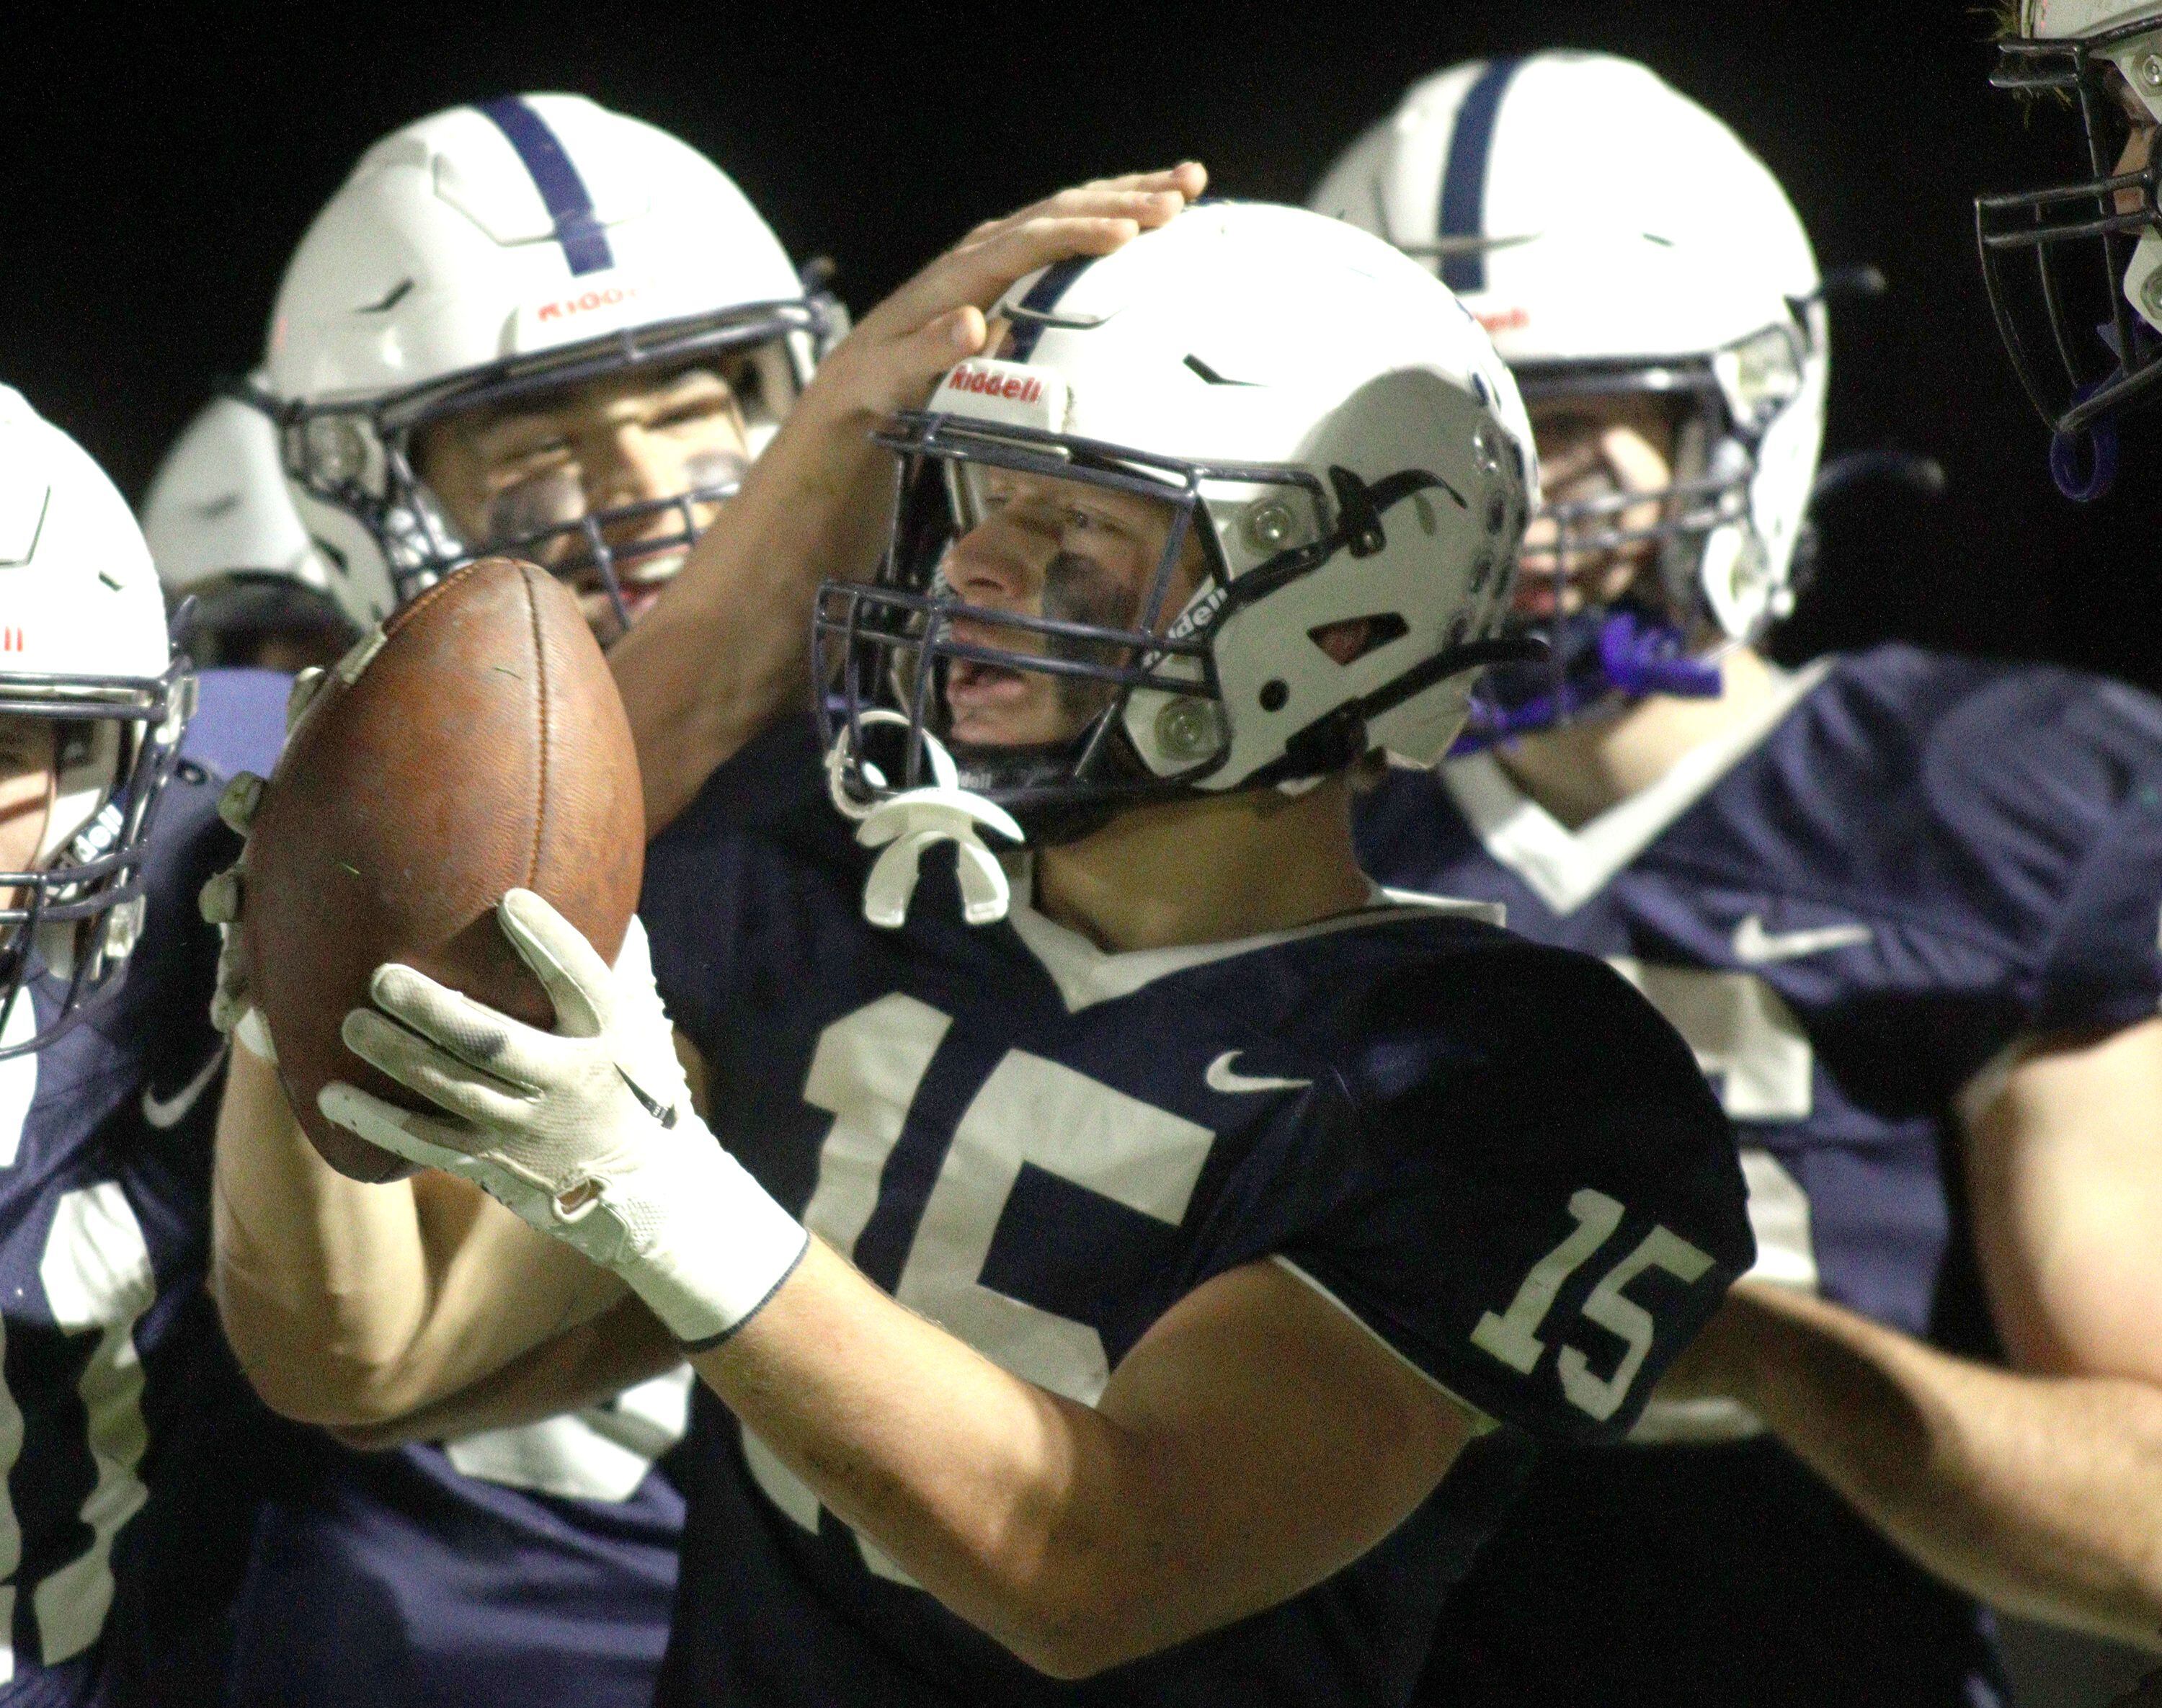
[1166,586,1230,643]
[1477,306,1531,336]
[535,282,644,324]
[946,365,1045,404]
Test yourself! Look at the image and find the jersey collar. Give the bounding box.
[1002,859,1503,1014]
[1441,660,1831,917]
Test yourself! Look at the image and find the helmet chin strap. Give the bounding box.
[2052,311,2162,503]
[827,713,1023,929]
[2052,365,2124,503]
[1451,607,1721,755]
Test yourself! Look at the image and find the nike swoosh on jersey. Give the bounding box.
[141,1041,231,1131]
[1204,1051,1314,1095]
[1730,915,1874,966]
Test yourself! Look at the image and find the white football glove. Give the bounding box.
[318,888,809,1348]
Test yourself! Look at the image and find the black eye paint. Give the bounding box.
[1043,550,1143,719]
[484,469,583,553]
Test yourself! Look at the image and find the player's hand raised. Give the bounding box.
[608,163,1208,831]
[802,164,1209,428]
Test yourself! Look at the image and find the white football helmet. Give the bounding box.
[1312,53,1827,742]
[257,93,836,633]
[818,201,1535,861]
[0,387,194,1057]
[141,388,352,664]
[1979,0,2162,499]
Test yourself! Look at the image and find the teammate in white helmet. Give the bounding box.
[141,390,354,793]
[1314,51,2162,1706]
[141,389,351,675]
[0,385,310,1703]
[207,174,1755,1707]
[253,92,833,646]
[202,92,835,1708]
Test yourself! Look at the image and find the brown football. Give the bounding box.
[241,557,644,1182]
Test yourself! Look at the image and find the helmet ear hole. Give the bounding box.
[1309,613,1408,665]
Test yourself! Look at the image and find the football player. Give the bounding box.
[140,391,351,793]
[1312,51,2162,1706]
[0,384,303,1702]
[252,92,832,649]
[208,185,1756,1705]
[204,94,832,1708]
[141,391,352,677]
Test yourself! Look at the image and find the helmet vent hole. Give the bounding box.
[1259,680,1289,713]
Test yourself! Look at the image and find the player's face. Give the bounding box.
[938,467,1209,750]
[1518,392,1678,620]
[412,362,752,639]
[0,718,56,899]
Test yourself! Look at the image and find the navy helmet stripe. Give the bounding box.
[1437,58,1523,297]
[477,96,615,277]
[1005,256,1098,361]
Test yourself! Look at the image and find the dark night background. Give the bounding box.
[7,1,2158,692]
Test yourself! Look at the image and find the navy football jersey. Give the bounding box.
[179,671,691,1708]
[1354,645,2162,1708]
[638,718,1751,1708]
[0,740,294,1707]
[175,670,290,785]
[224,1391,690,1708]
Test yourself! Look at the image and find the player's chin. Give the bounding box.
[943,694,1072,754]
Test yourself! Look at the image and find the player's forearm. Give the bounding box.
[330,1295,683,1450]
[692,1238,1232,1680]
[211,1041,436,1423]
[213,1043,620,1426]
[611,381,893,837]
[1722,1282,2162,1649]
